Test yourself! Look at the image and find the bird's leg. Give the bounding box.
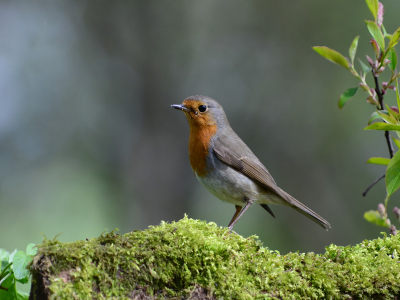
[228,205,242,228]
[228,198,254,230]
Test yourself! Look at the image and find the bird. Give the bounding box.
[171,95,331,231]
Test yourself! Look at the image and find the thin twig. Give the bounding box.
[373,72,394,158]
[373,73,384,109]
[362,174,385,197]
[384,131,394,158]
[363,71,394,196]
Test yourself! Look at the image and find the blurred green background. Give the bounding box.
[1,0,400,257]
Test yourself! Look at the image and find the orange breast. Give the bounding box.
[188,124,217,177]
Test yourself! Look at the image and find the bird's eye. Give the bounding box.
[198,105,207,113]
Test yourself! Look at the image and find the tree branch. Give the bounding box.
[373,72,394,158]
[28,217,400,299]
[362,174,385,197]
[363,72,394,196]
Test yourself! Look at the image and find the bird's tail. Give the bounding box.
[279,188,331,230]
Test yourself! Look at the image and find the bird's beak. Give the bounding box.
[171,104,191,112]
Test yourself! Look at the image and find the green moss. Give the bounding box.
[31,216,400,299]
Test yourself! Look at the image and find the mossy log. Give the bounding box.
[29,216,400,299]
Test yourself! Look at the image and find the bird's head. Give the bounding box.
[171,95,229,129]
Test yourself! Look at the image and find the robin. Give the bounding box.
[171,95,331,230]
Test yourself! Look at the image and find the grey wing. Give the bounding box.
[212,136,331,230]
[212,143,287,200]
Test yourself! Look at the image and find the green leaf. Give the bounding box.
[366,21,385,50]
[25,244,37,257]
[364,210,389,227]
[358,58,371,74]
[393,137,400,149]
[8,250,16,264]
[366,157,390,165]
[382,24,388,37]
[364,122,400,131]
[312,46,350,70]
[338,87,358,109]
[387,48,397,70]
[17,290,29,300]
[0,273,10,287]
[397,80,400,110]
[365,0,379,21]
[0,272,17,300]
[12,251,31,281]
[377,111,397,124]
[1,261,10,274]
[349,36,359,64]
[0,262,12,280]
[368,111,381,124]
[386,104,399,119]
[386,149,400,197]
[388,26,400,49]
[0,250,10,263]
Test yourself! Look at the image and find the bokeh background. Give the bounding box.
[1,0,400,260]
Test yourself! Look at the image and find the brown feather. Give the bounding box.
[188,124,217,177]
[181,99,218,177]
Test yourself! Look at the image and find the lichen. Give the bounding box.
[30,215,400,299]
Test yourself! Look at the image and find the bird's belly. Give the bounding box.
[195,167,287,206]
[196,169,261,206]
